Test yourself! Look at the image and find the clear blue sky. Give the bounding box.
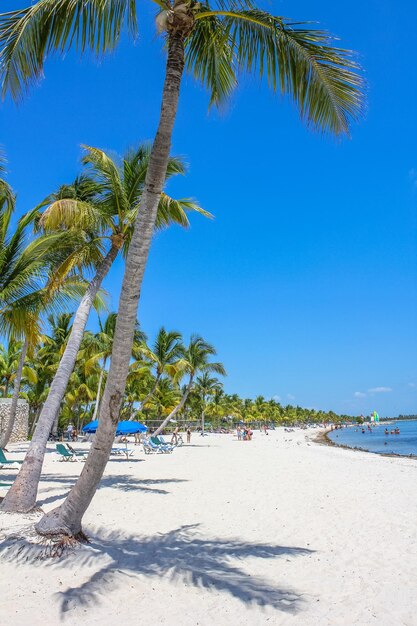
[1,0,416,417]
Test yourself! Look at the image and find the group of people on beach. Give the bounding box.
[236,425,253,441]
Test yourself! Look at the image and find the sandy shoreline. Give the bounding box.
[1,428,416,626]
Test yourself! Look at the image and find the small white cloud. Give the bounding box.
[368,386,392,393]
[354,391,367,398]
[287,394,296,401]
[272,395,281,402]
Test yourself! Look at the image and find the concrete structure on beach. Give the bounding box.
[0,398,29,442]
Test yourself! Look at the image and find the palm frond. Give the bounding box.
[155,194,213,230]
[0,0,137,101]
[186,12,237,106]
[192,5,364,134]
[39,198,109,233]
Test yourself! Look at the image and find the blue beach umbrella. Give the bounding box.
[82,420,147,435]
[116,421,147,436]
[82,420,148,459]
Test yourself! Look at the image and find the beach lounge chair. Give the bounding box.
[66,444,89,457]
[149,438,173,454]
[151,436,174,452]
[142,439,165,454]
[56,443,82,462]
[0,449,23,467]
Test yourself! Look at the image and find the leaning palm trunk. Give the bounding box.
[35,27,188,537]
[1,243,120,513]
[92,360,106,421]
[0,337,28,449]
[153,377,193,437]
[29,407,41,436]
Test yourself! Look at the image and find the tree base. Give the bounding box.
[0,510,88,561]
[35,508,88,544]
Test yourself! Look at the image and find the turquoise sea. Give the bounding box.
[327,420,417,457]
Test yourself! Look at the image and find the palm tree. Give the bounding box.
[194,372,223,435]
[135,327,184,413]
[90,312,117,421]
[153,335,225,436]
[0,1,365,534]
[1,144,207,513]
[0,179,86,450]
[91,313,146,420]
[0,339,20,397]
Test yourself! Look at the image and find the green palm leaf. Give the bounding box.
[191,5,364,133]
[0,0,137,100]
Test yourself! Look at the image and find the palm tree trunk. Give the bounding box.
[153,376,193,437]
[30,404,42,436]
[35,28,188,538]
[0,337,28,449]
[52,411,59,437]
[1,243,120,513]
[92,359,106,421]
[201,408,206,436]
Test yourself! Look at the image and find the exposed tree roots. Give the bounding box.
[0,512,89,561]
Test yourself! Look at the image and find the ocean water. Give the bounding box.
[327,420,417,457]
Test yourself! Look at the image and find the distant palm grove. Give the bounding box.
[1,312,349,435]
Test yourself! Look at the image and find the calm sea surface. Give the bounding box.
[327,420,417,457]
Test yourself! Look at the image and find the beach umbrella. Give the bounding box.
[82,420,147,459]
[82,420,99,433]
[82,420,147,435]
[115,421,147,435]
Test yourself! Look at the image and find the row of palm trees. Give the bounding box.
[0,0,365,539]
[1,316,348,440]
[0,316,227,437]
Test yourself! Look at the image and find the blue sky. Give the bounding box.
[1,0,416,417]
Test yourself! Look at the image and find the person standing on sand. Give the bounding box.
[237,425,242,441]
[66,423,73,442]
[186,427,191,444]
[171,426,179,445]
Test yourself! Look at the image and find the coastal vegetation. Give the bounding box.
[0,0,364,538]
[1,313,350,432]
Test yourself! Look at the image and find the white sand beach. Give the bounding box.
[0,429,416,626]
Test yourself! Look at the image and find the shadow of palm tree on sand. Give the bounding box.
[52,524,313,615]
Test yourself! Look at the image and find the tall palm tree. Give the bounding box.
[1,144,207,513]
[0,339,20,398]
[91,313,146,420]
[0,1,364,534]
[194,372,223,435]
[0,181,86,449]
[89,312,117,421]
[153,335,225,436]
[135,327,184,413]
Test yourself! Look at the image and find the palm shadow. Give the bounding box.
[53,524,313,615]
[0,474,188,507]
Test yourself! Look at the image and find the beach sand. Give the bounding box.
[0,428,416,626]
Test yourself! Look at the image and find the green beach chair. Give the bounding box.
[66,444,88,457]
[151,436,174,452]
[0,449,23,467]
[56,443,78,462]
